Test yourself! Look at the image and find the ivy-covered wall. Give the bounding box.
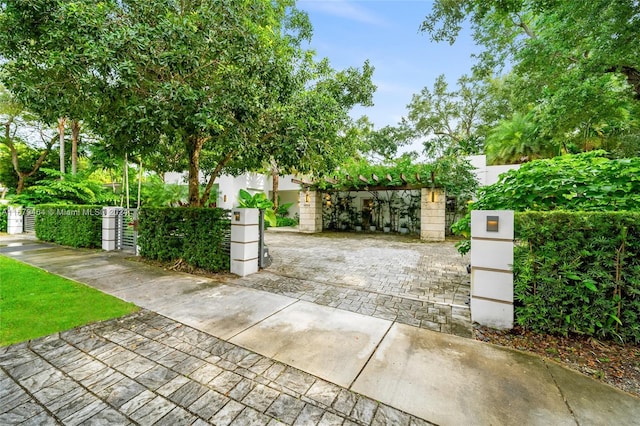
[514,211,640,343]
[137,207,231,272]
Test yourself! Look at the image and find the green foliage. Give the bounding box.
[276,217,297,227]
[0,141,55,193]
[13,169,118,206]
[472,152,640,212]
[514,212,640,343]
[0,206,7,232]
[236,189,277,227]
[485,112,559,164]
[315,155,478,200]
[35,204,103,248]
[453,152,640,254]
[0,0,375,207]
[135,176,189,208]
[276,201,294,218]
[403,74,489,158]
[0,256,138,346]
[137,207,230,272]
[421,0,640,158]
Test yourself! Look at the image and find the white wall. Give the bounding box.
[163,171,306,212]
[467,155,520,187]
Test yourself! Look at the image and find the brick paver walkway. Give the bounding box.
[0,310,432,425]
[234,232,472,337]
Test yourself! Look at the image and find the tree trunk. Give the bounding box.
[187,135,206,207]
[58,117,66,176]
[4,120,55,194]
[272,172,279,210]
[71,119,80,175]
[200,150,235,207]
[124,153,130,209]
[270,158,279,210]
[137,158,143,208]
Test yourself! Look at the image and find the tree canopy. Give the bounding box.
[421,0,640,161]
[402,74,487,158]
[0,0,375,206]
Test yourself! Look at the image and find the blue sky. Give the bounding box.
[297,0,479,131]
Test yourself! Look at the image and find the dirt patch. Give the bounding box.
[474,324,640,398]
[128,256,235,281]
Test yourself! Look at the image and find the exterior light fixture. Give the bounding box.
[223,194,227,202]
[305,191,311,203]
[431,191,435,202]
[486,216,499,232]
[234,211,241,222]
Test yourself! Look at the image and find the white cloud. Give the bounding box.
[298,0,388,26]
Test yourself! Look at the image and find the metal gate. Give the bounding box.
[23,208,35,233]
[116,208,138,252]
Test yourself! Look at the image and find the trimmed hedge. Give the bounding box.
[0,206,7,232]
[514,211,640,343]
[138,207,231,272]
[34,205,103,248]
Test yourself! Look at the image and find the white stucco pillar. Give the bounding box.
[7,206,23,234]
[470,210,515,329]
[230,208,259,276]
[102,207,122,251]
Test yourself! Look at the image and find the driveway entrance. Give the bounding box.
[233,231,472,337]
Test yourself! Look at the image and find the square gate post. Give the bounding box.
[298,190,322,233]
[230,208,259,276]
[7,206,23,235]
[102,207,122,251]
[420,188,446,241]
[470,210,514,329]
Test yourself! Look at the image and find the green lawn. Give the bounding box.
[0,255,139,346]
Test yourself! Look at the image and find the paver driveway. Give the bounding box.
[233,231,472,337]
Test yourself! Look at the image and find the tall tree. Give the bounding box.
[421,0,640,156]
[0,88,56,193]
[0,1,107,175]
[1,0,375,207]
[402,74,487,158]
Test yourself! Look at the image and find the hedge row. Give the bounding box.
[514,211,640,343]
[0,207,7,232]
[137,207,231,272]
[35,205,103,248]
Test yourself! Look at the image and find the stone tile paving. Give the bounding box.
[0,310,434,426]
[233,232,472,337]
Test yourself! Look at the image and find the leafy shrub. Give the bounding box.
[138,207,230,272]
[135,175,190,207]
[13,169,118,206]
[35,204,103,248]
[514,211,640,343]
[0,206,7,232]
[276,217,297,227]
[236,189,276,226]
[453,151,640,254]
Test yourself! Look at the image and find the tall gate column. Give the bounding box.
[470,210,514,329]
[230,208,259,277]
[420,188,445,241]
[102,207,121,251]
[7,206,23,235]
[298,190,322,233]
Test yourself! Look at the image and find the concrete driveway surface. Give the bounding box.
[1,233,639,425]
